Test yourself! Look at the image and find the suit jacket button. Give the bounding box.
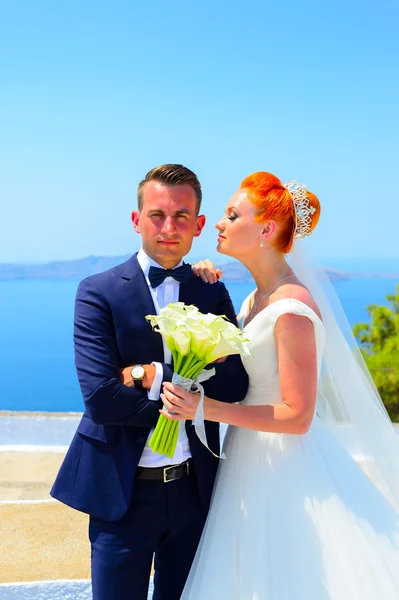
[136,437,145,444]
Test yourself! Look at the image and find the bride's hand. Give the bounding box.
[192,259,222,284]
[160,382,200,420]
[209,355,228,364]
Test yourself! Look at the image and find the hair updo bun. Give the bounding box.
[240,172,321,253]
[303,190,320,235]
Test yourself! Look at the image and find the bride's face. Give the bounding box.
[216,190,264,259]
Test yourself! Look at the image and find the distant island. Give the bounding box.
[2,254,395,283]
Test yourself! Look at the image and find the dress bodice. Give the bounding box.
[237,296,326,406]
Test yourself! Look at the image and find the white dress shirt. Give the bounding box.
[136,248,192,468]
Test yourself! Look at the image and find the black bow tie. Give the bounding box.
[148,263,193,289]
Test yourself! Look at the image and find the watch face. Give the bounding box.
[131,365,145,380]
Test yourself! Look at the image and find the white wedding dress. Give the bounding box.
[182,297,399,600]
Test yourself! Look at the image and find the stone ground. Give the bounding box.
[2,415,398,587]
[0,502,90,584]
[0,450,157,585]
[0,451,66,502]
[0,451,90,584]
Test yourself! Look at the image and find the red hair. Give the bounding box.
[240,172,320,253]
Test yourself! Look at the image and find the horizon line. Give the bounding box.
[2,253,399,266]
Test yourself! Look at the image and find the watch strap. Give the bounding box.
[134,378,144,391]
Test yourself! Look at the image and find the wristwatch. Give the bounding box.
[131,365,145,390]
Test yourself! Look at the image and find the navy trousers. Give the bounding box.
[89,470,207,600]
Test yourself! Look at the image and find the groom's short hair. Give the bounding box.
[137,164,202,213]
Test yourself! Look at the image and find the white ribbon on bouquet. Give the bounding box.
[171,369,225,459]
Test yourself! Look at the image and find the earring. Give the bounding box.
[260,238,264,248]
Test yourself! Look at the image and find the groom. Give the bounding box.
[51,164,248,600]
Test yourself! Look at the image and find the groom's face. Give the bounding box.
[131,181,206,269]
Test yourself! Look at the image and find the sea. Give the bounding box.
[0,275,398,413]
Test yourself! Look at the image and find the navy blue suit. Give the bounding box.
[51,254,248,599]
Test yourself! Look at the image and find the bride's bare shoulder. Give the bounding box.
[274,282,322,321]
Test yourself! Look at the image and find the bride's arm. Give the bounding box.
[161,313,318,435]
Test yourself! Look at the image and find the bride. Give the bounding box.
[160,171,399,599]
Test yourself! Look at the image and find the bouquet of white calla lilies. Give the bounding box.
[145,302,251,457]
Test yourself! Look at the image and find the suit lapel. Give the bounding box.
[178,270,202,306]
[122,254,164,357]
[121,256,202,359]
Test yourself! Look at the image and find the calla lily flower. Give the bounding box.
[145,302,251,458]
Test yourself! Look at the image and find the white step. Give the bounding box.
[0,579,154,599]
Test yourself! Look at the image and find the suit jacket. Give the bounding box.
[50,253,249,521]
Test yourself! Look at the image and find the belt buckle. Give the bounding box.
[163,465,175,483]
[163,461,189,483]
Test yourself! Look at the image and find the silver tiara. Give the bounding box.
[283,180,316,239]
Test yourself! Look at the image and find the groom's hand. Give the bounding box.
[120,364,156,390]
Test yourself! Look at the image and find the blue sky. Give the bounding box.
[1,0,398,265]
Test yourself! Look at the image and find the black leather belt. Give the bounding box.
[136,460,191,483]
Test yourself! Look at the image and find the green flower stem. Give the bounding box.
[149,416,166,450]
[149,417,178,458]
[161,421,178,458]
[173,349,195,374]
[162,423,174,454]
[150,353,211,458]
[156,412,168,441]
[169,423,179,458]
[184,360,209,380]
[181,355,201,375]
[175,356,192,376]
[172,351,183,374]
[157,425,167,454]
[152,412,167,446]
